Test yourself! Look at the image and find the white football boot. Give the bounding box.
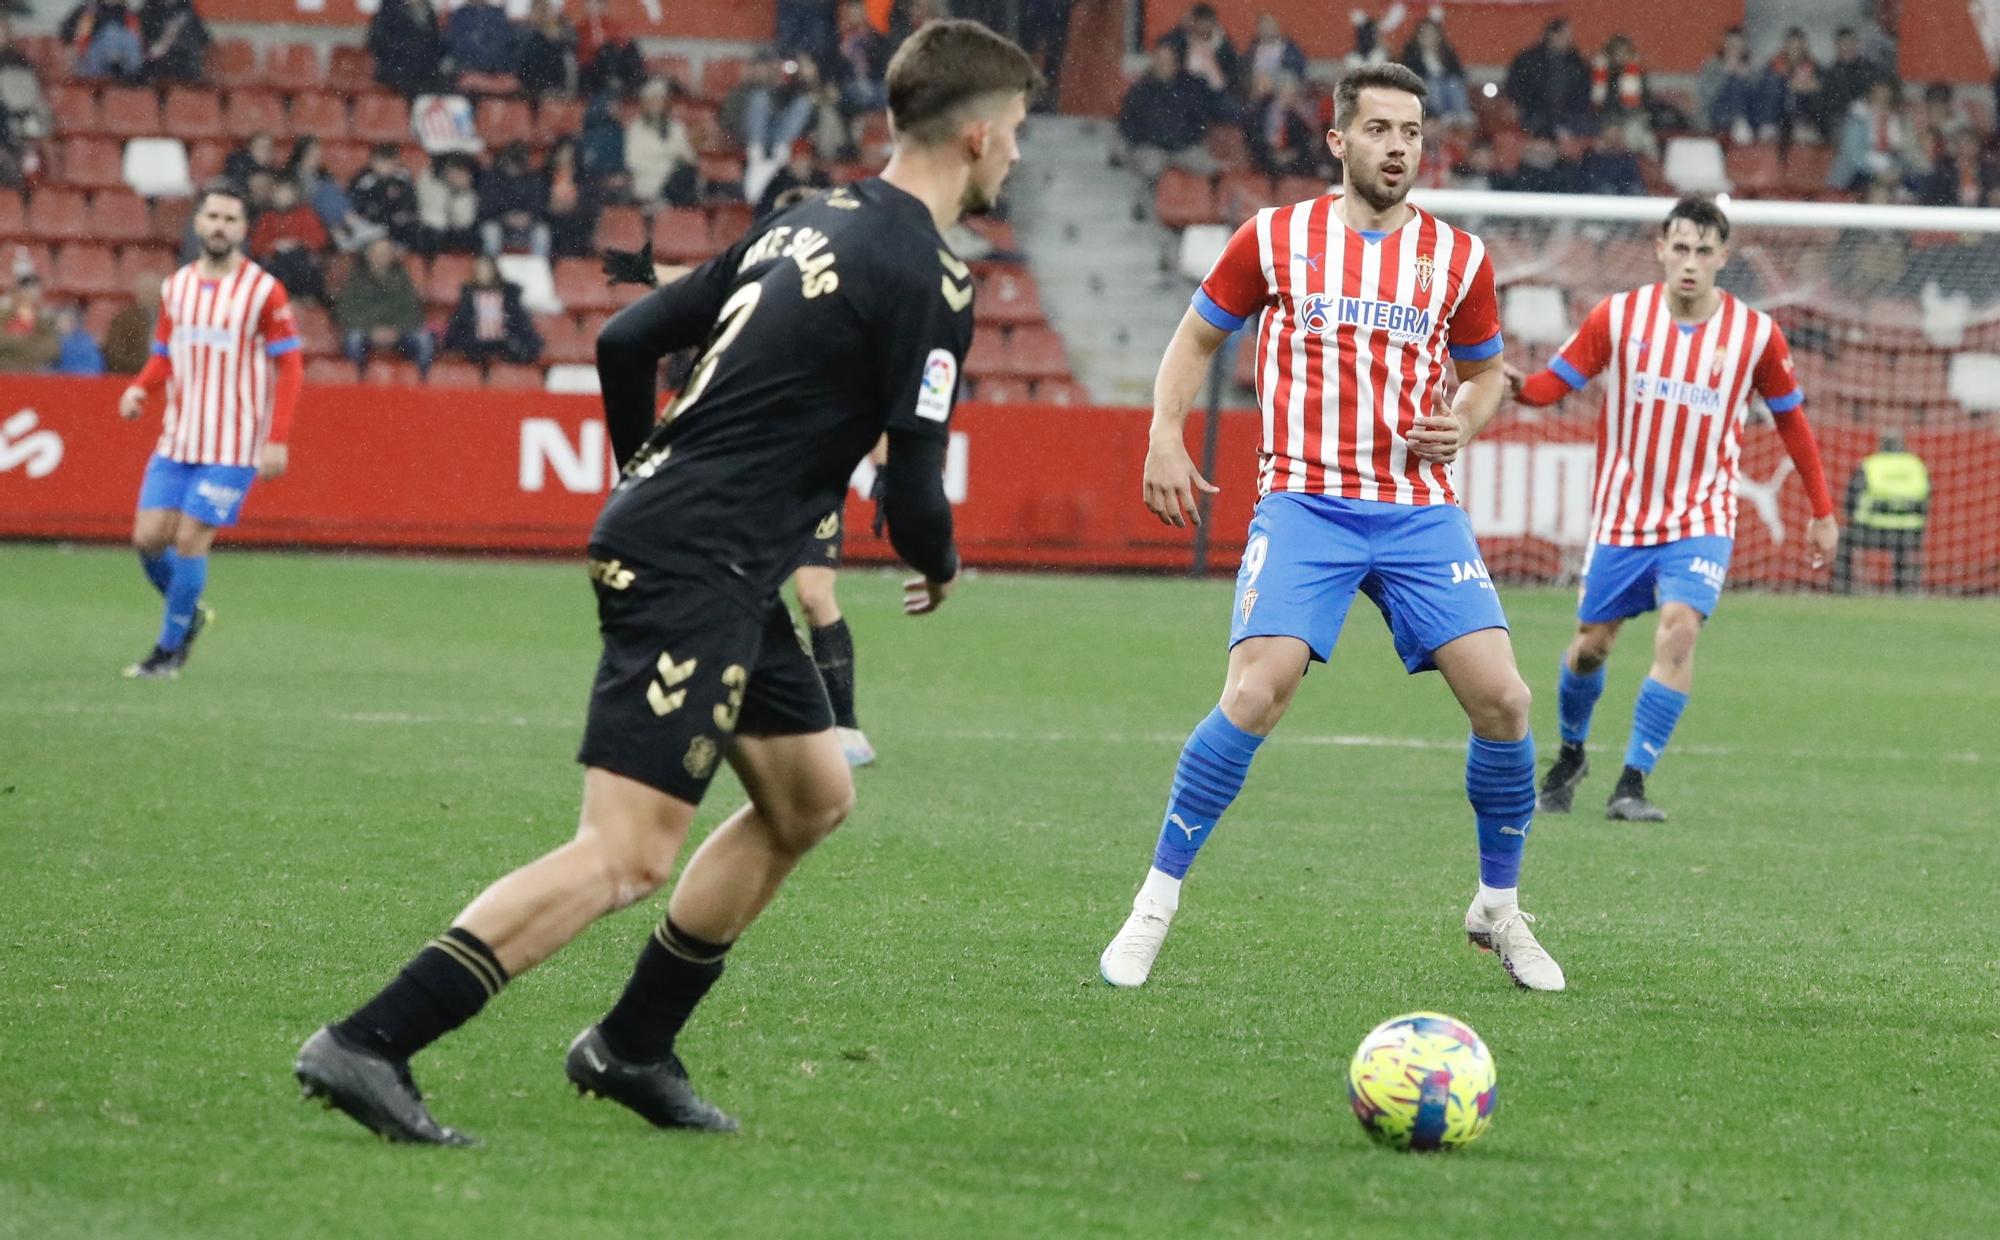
[1464,898,1567,992]
[1099,895,1176,987]
[837,727,876,768]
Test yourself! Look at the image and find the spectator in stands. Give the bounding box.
[0,19,52,146]
[1581,122,1646,195]
[540,138,598,258]
[337,236,432,378]
[250,178,330,303]
[578,90,628,193]
[1159,3,1239,116]
[137,0,206,84]
[756,140,830,217]
[51,303,105,375]
[1244,71,1318,178]
[516,0,575,98]
[1246,12,1306,82]
[829,0,891,116]
[777,0,837,64]
[1018,0,1073,111]
[0,271,57,371]
[287,136,383,253]
[241,166,277,218]
[368,0,447,97]
[1917,128,1994,207]
[1505,18,1592,138]
[102,273,157,373]
[1907,82,1967,179]
[1497,134,1582,194]
[478,141,550,257]
[446,0,519,79]
[724,52,820,163]
[62,1,142,81]
[349,143,425,250]
[1117,41,1215,195]
[225,131,279,187]
[1341,6,1400,71]
[1700,27,1762,144]
[1829,79,1908,191]
[418,153,482,253]
[1820,27,1887,136]
[443,254,540,369]
[625,77,699,208]
[1759,27,1826,143]
[1450,138,1498,191]
[575,0,643,99]
[1591,34,1657,158]
[1398,16,1470,126]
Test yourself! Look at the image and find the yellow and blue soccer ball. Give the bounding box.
[1347,1011,1497,1151]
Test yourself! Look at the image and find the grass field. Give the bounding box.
[2,542,1996,1239]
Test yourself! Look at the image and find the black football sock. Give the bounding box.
[597,917,731,1064]
[810,619,859,729]
[1613,765,1647,799]
[333,927,508,1062]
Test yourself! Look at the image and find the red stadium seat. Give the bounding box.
[186,139,229,184]
[1725,144,1781,195]
[90,191,151,243]
[49,244,121,296]
[428,360,484,388]
[117,245,176,287]
[207,40,261,89]
[321,141,369,184]
[0,191,25,239]
[1274,175,1329,204]
[291,304,339,358]
[60,137,125,190]
[426,253,475,307]
[289,93,352,144]
[351,94,411,145]
[1782,146,1835,194]
[1205,125,1250,173]
[554,258,616,313]
[268,44,325,90]
[697,153,744,186]
[594,206,645,252]
[1154,168,1217,230]
[162,87,227,141]
[328,46,375,93]
[474,98,534,147]
[485,363,543,389]
[1217,171,1274,221]
[26,188,91,241]
[970,376,1023,404]
[707,201,752,246]
[225,90,288,141]
[1033,379,1089,406]
[975,267,1044,327]
[84,296,124,339]
[307,357,359,385]
[652,208,710,263]
[48,84,100,135]
[99,87,161,140]
[963,332,1007,378]
[962,216,1015,251]
[1006,326,1071,381]
[697,58,746,103]
[150,196,191,245]
[457,72,520,97]
[538,98,584,136]
[538,314,593,365]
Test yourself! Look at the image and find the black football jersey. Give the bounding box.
[589,179,974,607]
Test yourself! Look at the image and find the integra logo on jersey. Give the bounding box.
[1298,294,1432,343]
[1629,373,1727,415]
[739,224,840,298]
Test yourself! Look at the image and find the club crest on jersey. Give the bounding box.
[1414,252,1435,291]
[1708,348,1729,383]
[1298,294,1433,343]
[1240,587,1258,623]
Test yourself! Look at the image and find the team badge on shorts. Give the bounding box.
[814,512,840,539]
[684,735,720,779]
[1240,587,1259,623]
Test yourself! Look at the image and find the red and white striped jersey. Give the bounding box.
[151,260,300,466]
[1549,285,1802,546]
[1195,196,1504,506]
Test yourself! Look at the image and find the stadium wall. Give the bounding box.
[3,377,1992,590]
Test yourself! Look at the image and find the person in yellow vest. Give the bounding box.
[1835,430,1929,593]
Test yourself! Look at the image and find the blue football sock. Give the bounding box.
[1556,659,1605,745]
[157,554,208,651]
[1149,708,1265,879]
[1623,678,1689,774]
[1467,733,1536,889]
[139,548,177,596]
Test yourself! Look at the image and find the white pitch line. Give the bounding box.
[0,700,1979,764]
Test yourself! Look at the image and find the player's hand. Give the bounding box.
[118,385,146,420]
[1408,411,1465,464]
[1804,514,1838,570]
[258,443,289,480]
[1502,363,1526,400]
[903,573,954,616]
[1142,435,1219,528]
[601,242,658,287]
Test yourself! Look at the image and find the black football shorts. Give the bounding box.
[794,509,844,572]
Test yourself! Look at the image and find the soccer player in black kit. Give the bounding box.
[294,21,1040,1145]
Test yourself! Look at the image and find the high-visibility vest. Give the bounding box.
[1854,452,1930,531]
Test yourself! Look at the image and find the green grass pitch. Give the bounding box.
[2,543,1996,1238]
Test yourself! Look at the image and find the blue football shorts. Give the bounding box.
[137,454,259,528]
[1229,492,1510,674]
[1577,535,1733,623]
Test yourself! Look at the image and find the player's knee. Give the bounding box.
[1656,611,1701,662]
[1220,673,1293,734]
[796,587,837,628]
[772,778,854,854]
[1472,677,1533,738]
[595,839,678,910]
[132,531,169,557]
[1572,631,1614,672]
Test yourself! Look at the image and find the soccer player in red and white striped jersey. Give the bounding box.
[117,181,304,679]
[1507,196,1838,822]
[1100,65,1564,994]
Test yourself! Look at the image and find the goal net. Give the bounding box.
[1235,191,2000,596]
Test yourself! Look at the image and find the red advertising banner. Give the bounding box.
[2,376,1993,590]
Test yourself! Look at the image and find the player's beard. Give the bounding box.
[1348,162,1411,213]
[202,233,237,260]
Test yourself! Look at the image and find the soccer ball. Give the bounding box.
[1346,1011,1497,1151]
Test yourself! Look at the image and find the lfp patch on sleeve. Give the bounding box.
[916,349,957,423]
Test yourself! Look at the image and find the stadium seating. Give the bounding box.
[91,192,153,245]
[327,46,375,94]
[485,364,544,390]
[1006,326,1073,382]
[0,191,25,240]
[426,254,476,308]
[428,361,486,388]
[594,207,646,253]
[49,244,121,297]
[163,88,228,142]
[652,209,711,264]
[226,90,289,141]
[100,87,163,140]
[475,98,535,147]
[62,138,126,191]
[268,44,326,90]
[538,314,593,366]
[553,258,616,314]
[26,188,90,242]
[351,94,411,145]
[206,40,262,89]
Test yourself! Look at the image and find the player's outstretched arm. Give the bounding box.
[1144,308,1230,528]
[1772,406,1839,568]
[1507,362,1583,407]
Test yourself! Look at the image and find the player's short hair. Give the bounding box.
[196,179,248,217]
[1662,195,1730,243]
[886,19,1043,147]
[1334,63,1427,130]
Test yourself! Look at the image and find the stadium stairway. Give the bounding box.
[1011,115,1191,406]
